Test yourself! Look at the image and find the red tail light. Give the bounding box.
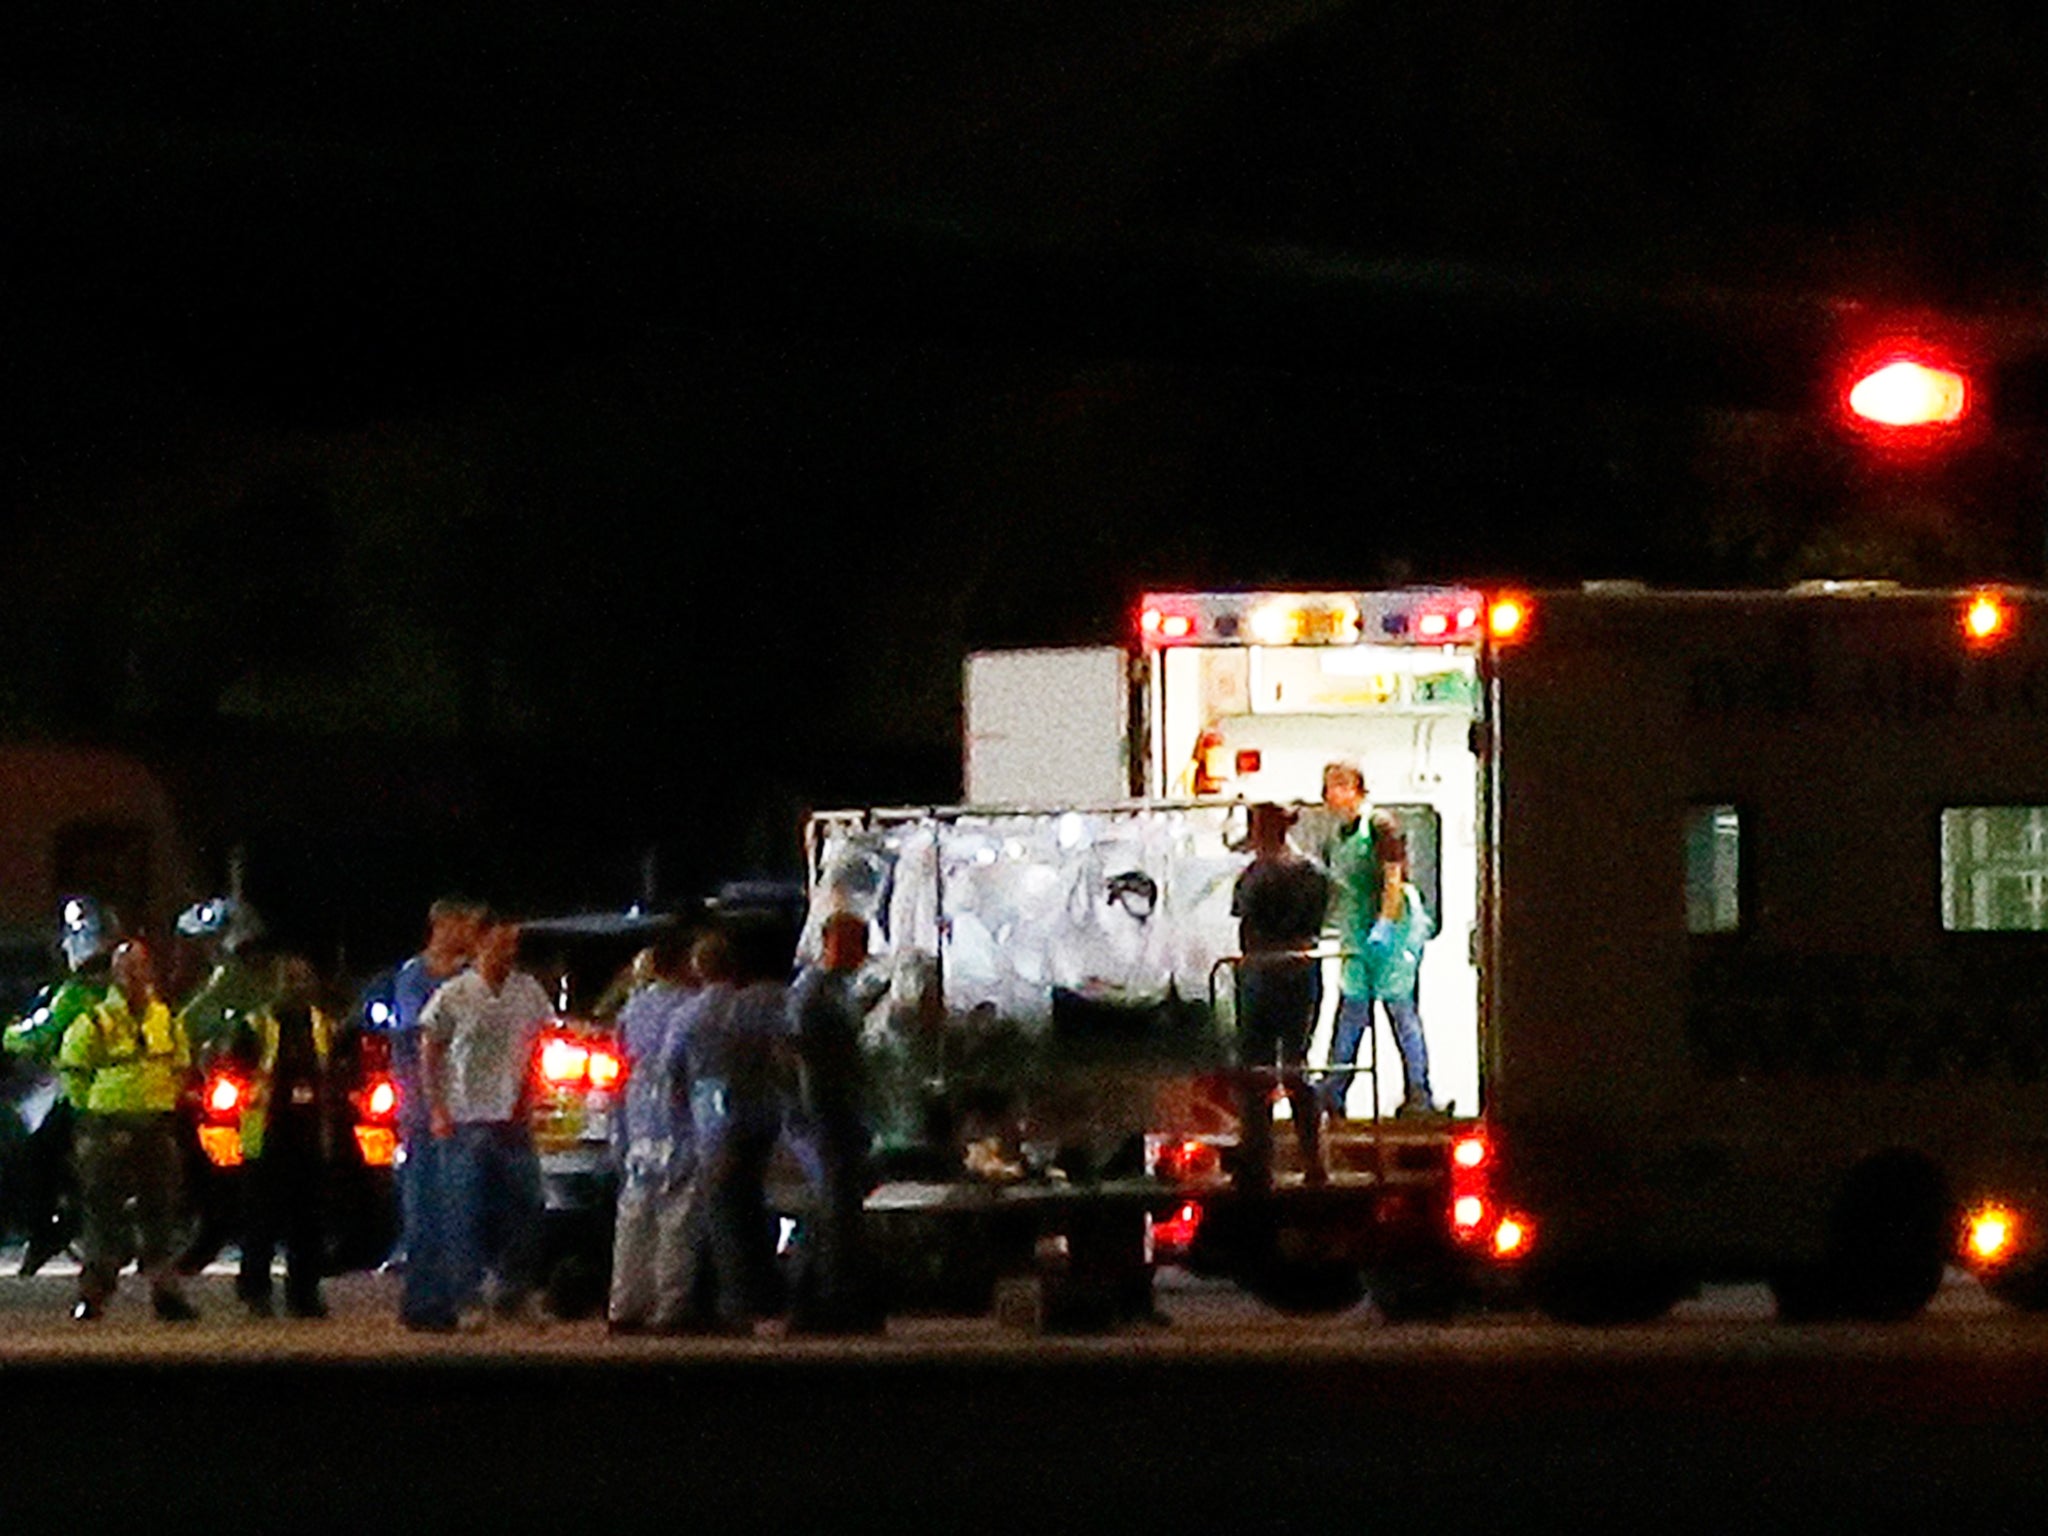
[204,1072,244,1121]
[539,1034,591,1085]
[535,1029,625,1091]
[1152,1201,1203,1251]
[360,1075,398,1122]
[1450,1129,1494,1245]
[1448,1125,1533,1261]
[197,1071,247,1166]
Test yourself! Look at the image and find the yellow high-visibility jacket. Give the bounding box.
[58,990,190,1114]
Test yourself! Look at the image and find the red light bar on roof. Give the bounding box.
[1137,589,1489,649]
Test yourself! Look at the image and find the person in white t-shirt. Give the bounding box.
[420,914,553,1325]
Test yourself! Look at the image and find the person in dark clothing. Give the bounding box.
[1231,802,1330,1191]
[785,912,884,1334]
[3,896,117,1275]
[685,929,788,1334]
[229,955,338,1319]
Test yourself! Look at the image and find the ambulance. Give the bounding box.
[813,583,2048,1323]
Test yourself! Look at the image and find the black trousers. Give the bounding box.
[789,1110,877,1329]
[239,1116,325,1306]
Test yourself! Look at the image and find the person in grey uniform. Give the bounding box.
[606,931,705,1334]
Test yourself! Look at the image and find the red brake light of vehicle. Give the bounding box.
[587,1048,624,1091]
[539,1034,591,1086]
[1450,1126,1503,1250]
[363,1076,398,1121]
[347,1072,401,1166]
[198,1071,247,1166]
[1452,1194,1487,1235]
[1151,1201,1203,1251]
[205,1072,243,1120]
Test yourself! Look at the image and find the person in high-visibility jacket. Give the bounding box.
[225,954,338,1319]
[175,896,272,1062]
[57,938,199,1322]
[2,896,114,1274]
[172,895,273,1275]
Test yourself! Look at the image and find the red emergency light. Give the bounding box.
[1840,340,1977,449]
[1139,606,1196,644]
[1849,357,1969,428]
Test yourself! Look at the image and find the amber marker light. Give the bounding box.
[1492,1215,1533,1259]
[1965,1205,2016,1266]
[1487,595,1531,642]
[1963,592,2010,645]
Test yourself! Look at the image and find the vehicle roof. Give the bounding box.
[514,910,690,939]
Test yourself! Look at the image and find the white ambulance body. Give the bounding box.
[964,589,1487,1121]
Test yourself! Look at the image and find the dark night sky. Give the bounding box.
[6,1,2047,958]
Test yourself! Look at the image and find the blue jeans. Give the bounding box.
[444,1121,542,1310]
[1322,992,1431,1115]
[398,1117,456,1327]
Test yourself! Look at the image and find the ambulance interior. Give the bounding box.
[1150,607,1482,1120]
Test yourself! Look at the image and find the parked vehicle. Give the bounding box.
[811,582,2048,1326]
[516,910,685,1318]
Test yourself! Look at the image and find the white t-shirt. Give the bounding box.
[419,968,554,1124]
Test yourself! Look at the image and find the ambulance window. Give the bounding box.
[1684,805,1741,934]
[1941,807,2048,931]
